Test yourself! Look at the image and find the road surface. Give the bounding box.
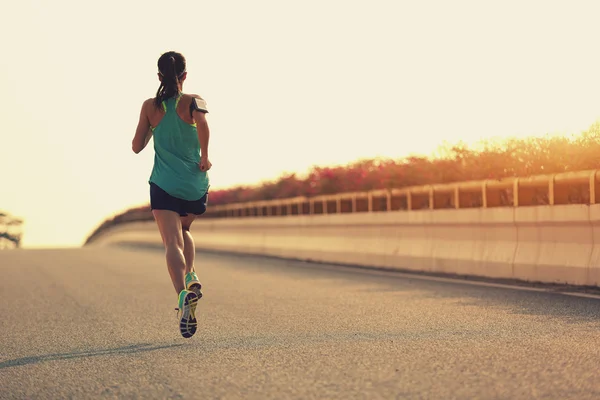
[1,245,600,399]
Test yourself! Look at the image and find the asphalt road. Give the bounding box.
[1,246,600,399]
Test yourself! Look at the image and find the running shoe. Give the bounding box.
[185,271,203,298]
[175,289,198,338]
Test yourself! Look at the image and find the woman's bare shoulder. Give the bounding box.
[182,93,205,100]
[141,97,157,109]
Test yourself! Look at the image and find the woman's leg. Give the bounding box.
[153,209,187,294]
[150,184,199,338]
[181,214,203,298]
[180,193,207,297]
[180,214,197,274]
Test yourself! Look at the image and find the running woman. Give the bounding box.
[131,51,211,338]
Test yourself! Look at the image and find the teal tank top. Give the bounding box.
[149,95,210,201]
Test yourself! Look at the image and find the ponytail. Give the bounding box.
[154,51,187,109]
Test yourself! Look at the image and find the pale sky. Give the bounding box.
[1,0,599,248]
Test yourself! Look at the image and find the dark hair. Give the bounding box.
[154,51,186,109]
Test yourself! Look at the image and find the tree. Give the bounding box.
[0,211,24,249]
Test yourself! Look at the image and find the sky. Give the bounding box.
[1,0,600,248]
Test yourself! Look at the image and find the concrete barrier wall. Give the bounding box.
[88,204,600,287]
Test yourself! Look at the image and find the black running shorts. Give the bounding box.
[150,183,208,217]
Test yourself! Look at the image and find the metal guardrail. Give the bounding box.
[203,170,600,218]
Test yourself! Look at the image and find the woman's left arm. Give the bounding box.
[132,100,152,154]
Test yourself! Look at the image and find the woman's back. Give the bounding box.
[149,94,210,201]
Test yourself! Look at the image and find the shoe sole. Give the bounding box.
[179,291,199,339]
[187,283,202,336]
[185,275,203,333]
[188,282,203,298]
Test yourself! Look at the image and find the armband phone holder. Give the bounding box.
[190,97,208,114]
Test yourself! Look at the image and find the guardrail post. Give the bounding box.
[323,198,328,214]
[513,179,519,207]
[454,185,460,209]
[428,186,434,209]
[482,181,488,208]
[386,191,392,211]
[352,195,357,213]
[337,196,342,214]
[309,199,314,215]
[407,191,412,210]
[368,192,373,212]
[590,171,598,204]
[549,175,555,205]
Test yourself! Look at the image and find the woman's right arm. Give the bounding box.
[132,99,153,154]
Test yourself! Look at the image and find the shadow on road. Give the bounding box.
[0,342,184,369]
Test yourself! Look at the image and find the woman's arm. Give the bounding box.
[132,100,152,154]
[191,96,211,171]
[194,111,210,159]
